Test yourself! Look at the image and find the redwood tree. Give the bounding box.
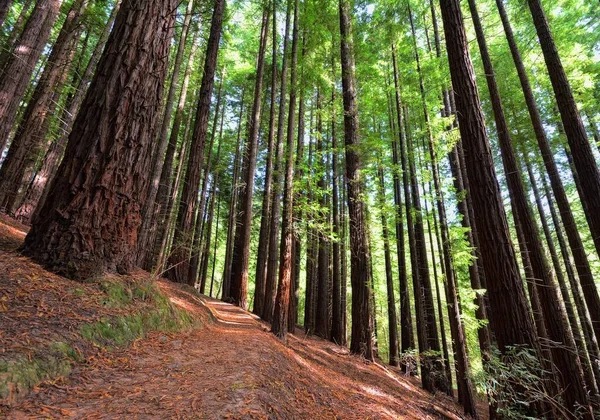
[0,0,63,154]
[166,0,226,284]
[338,0,373,360]
[22,0,178,280]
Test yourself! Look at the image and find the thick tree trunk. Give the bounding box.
[526,0,600,260]
[339,0,372,360]
[22,0,177,280]
[0,0,85,213]
[495,0,600,346]
[166,0,225,284]
[0,0,63,155]
[253,3,275,316]
[304,105,318,333]
[14,0,121,224]
[272,0,298,339]
[468,0,590,412]
[137,0,195,267]
[439,0,543,414]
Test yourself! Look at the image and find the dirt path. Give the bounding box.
[6,280,471,419]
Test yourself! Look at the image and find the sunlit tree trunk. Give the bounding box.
[167,0,225,284]
[339,0,372,360]
[23,0,177,279]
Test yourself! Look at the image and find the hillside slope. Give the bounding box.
[0,216,476,419]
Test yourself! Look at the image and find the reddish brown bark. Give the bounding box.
[166,0,225,285]
[0,0,85,213]
[22,0,177,280]
[229,0,269,307]
[272,0,298,339]
[527,0,600,261]
[14,0,121,224]
[469,0,590,411]
[339,0,372,360]
[253,3,275,316]
[0,0,63,155]
[137,0,195,267]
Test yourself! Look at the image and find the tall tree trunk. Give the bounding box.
[253,3,275,316]
[0,0,33,71]
[188,75,224,285]
[0,0,63,154]
[526,0,600,260]
[377,161,399,366]
[22,0,177,280]
[166,0,225,284]
[272,0,298,339]
[304,104,318,333]
[438,0,543,414]
[229,0,268,307]
[405,105,445,393]
[14,0,121,224]
[495,0,600,345]
[314,90,331,338]
[262,0,291,322]
[468,0,590,412]
[540,163,600,391]
[200,109,224,293]
[137,0,195,266]
[289,36,306,333]
[0,0,85,213]
[391,45,416,373]
[330,74,343,344]
[339,0,372,360]
[220,89,245,300]
[148,33,200,270]
[522,148,600,395]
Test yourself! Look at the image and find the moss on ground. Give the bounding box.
[1,279,199,405]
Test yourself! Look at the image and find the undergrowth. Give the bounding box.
[1,279,199,405]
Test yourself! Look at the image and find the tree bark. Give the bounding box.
[0,0,85,213]
[272,0,298,339]
[166,0,225,284]
[495,0,600,346]
[221,89,246,300]
[391,45,417,374]
[22,0,177,280]
[468,0,590,412]
[137,0,195,267]
[229,0,268,307]
[0,0,63,155]
[339,0,372,360]
[253,3,275,316]
[14,0,121,224]
[377,161,399,366]
[526,0,600,260]
[262,0,291,322]
[439,0,542,412]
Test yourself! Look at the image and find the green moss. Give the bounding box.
[0,342,79,402]
[81,283,197,347]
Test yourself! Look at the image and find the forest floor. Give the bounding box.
[0,215,481,419]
